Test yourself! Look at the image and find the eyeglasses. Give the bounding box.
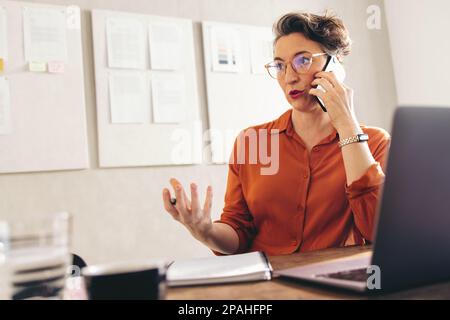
[264,52,328,79]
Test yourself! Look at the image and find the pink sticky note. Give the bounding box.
[48,61,65,74]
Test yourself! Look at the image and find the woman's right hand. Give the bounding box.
[162,178,214,242]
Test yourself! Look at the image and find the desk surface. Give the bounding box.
[167,246,450,300]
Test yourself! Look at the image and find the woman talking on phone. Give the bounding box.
[162,12,390,255]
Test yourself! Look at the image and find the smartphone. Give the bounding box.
[315,55,346,112]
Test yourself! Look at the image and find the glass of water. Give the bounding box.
[0,212,72,300]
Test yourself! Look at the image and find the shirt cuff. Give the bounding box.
[211,220,249,256]
[345,162,385,199]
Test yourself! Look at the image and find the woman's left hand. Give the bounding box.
[309,71,359,132]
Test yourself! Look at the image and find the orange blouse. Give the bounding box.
[215,109,391,255]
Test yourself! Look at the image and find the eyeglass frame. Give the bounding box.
[264,52,328,79]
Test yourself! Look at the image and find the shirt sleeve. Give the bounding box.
[345,130,391,241]
[212,134,257,256]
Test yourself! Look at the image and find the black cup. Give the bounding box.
[82,261,167,300]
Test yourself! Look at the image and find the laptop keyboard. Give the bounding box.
[316,267,368,282]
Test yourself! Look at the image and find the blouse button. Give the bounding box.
[313,147,320,152]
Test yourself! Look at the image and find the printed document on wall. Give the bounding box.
[152,72,186,123]
[106,17,146,70]
[109,71,149,124]
[0,6,7,61]
[0,77,11,135]
[250,28,273,74]
[149,22,182,70]
[210,26,241,73]
[23,7,68,62]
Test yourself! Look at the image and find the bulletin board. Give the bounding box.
[0,1,88,174]
[91,9,202,168]
[202,21,289,164]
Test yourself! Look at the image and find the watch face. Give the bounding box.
[359,134,369,141]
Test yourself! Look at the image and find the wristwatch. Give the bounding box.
[338,133,369,148]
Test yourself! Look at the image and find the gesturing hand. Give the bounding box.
[162,178,214,242]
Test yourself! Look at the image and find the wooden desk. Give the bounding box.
[167,246,450,300]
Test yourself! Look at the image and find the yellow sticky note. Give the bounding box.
[48,61,65,74]
[28,61,47,72]
[0,58,4,73]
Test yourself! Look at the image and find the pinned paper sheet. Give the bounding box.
[23,7,68,63]
[148,23,182,70]
[210,26,242,73]
[65,5,81,30]
[0,7,7,62]
[48,61,65,74]
[106,17,146,70]
[28,61,47,72]
[109,71,150,123]
[151,72,187,123]
[0,58,4,73]
[249,28,273,74]
[0,76,11,135]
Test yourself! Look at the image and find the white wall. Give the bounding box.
[385,0,450,107]
[0,0,396,265]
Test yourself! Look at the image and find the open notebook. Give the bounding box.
[166,251,273,287]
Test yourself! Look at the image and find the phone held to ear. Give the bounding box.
[315,55,346,112]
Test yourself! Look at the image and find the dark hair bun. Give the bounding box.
[273,11,352,58]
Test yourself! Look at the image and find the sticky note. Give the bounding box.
[48,61,65,74]
[28,61,47,72]
[0,58,4,73]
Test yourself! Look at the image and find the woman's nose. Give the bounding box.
[284,63,300,84]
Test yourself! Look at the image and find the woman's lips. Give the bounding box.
[288,89,306,99]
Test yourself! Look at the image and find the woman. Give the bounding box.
[162,12,390,255]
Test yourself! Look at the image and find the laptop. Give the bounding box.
[275,107,450,293]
